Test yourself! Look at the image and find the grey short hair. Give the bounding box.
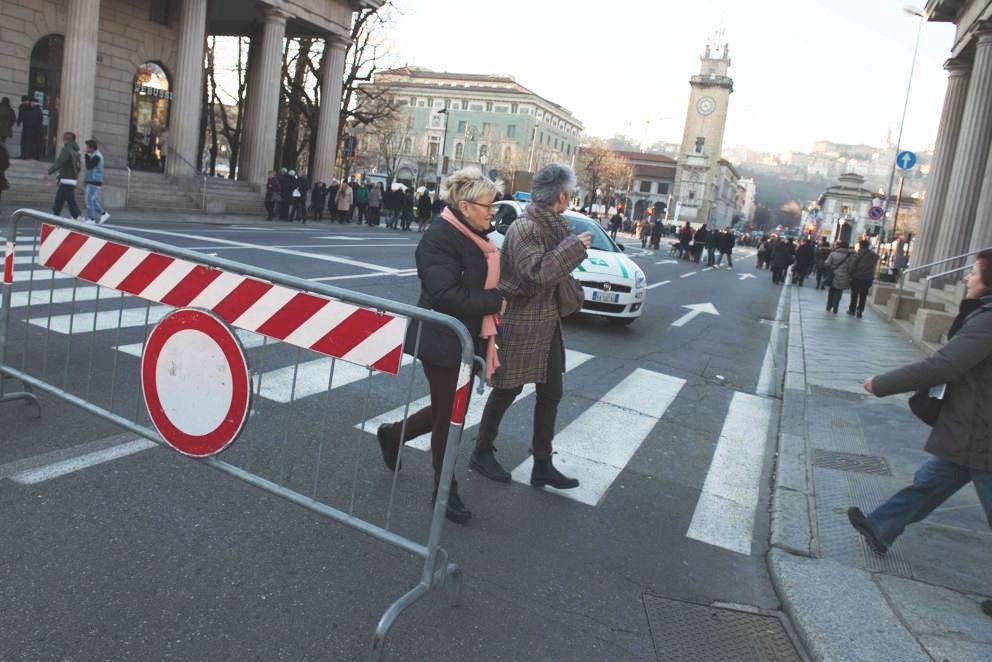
[531,163,576,205]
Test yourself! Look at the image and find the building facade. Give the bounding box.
[711,159,741,227]
[671,35,734,226]
[355,67,583,186]
[615,151,676,221]
[0,0,375,189]
[910,0,992,270]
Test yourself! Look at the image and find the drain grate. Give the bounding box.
[812,449,892,475]
[643,595,805,661]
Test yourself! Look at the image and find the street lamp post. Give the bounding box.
[435,108,449,181]
[882,5,925,243]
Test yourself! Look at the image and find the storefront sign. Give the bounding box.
[134,83,173,100]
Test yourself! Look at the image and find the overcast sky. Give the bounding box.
[384,0,956,155]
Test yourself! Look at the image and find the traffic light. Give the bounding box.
[617,202,623,211]
[807,223,816,233]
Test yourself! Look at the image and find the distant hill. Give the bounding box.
[738,166,827,209]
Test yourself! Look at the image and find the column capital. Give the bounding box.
[264,7,289,24]
[976,22,992,43]
[944,58,971,76]
[326,34,352,51]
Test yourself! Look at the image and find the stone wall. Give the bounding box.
[0,0,179,167]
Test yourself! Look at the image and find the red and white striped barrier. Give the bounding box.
[33,223,408,374]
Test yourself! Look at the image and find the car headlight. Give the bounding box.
[634,270,646,289]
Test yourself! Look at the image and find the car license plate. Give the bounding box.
[592,290,620,304]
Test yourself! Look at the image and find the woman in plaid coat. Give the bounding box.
[470,164,592,489]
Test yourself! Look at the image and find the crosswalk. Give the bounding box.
[2,236,776,556]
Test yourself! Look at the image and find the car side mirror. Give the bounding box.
[617,243,625,252]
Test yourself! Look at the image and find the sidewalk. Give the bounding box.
[770,283,992,661]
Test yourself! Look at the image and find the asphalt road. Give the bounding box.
[1,217,794,660]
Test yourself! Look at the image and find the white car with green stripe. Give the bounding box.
[490,202,647,325]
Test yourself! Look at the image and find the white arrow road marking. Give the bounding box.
[737,273,756,281]
[358,350,594,448]
[646,280,671,290]
[686,392,773,555]
[509,368,685,506]
[670,302,720,328]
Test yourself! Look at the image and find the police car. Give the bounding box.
[489,201,647,325]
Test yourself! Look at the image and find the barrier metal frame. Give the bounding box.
[1,209,479,660]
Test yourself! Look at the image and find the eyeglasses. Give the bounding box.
[463,200,496,211]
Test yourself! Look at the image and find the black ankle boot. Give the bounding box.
[376,424,401,471]
[432,491,472,524]
[531,457,579,489]
[469,448,511,483]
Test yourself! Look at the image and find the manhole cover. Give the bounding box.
[643,595,805,661]
[812,449,892,475]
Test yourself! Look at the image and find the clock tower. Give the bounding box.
[672,32,734,226]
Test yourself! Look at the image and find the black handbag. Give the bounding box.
[908,389,943,427]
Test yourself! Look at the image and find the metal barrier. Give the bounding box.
[1,209,479,660]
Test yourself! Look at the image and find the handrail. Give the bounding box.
[165,146,207,211]
[897,245,992,300]
[125,166,131,209]
[921,263,970,311]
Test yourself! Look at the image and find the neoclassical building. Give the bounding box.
[0,0,377,190]
[911,0,992,271]
[355,67,583,186]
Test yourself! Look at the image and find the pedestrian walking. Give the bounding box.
[814,237,832,289]
[0,97,17,145]
[756,238,769,270]
[383,185,401,229]
[849,249,992,622]
[792,237,814,286]
[716,228,735,269]
[609,211,622,240]
[264,170,281,221]
[44,131,82,221]
[678,222,693,260]
[770,237,792,285]
[471,163,592,490]
[18,97,44,160]
[847,238,880,318]
[401,187,415,230]
[0,140,10,203]
[279,169,294,220]
[368,182,382,226]
[705,224,719,266]
[354,182,369,224]
[692,224,709,263]
[638,218,651,248]
[82,139,111,224]
[375,167,506,524]
[334,179,353,223]
[289,173,309,223]
[417,188,432,232]
[823,240,855,313]
[15,96,31,158]
[310,181,328,222]
[650,216,663,250]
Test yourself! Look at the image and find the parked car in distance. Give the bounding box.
[489,201,647,325]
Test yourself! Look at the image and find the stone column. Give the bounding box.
[165,0,208,179]
[931,27,992,265]
[245,8,288,188]
[236,35,263,182]
[59,0,101,142]
[909,59,971,276]
[312,37,349,186]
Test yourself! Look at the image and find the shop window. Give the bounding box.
[129,61,172,171]
[150,0,170,24]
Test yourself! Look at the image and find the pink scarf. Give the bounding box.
[439,206,501,382]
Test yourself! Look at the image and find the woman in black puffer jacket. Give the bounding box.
[375,168,504,524]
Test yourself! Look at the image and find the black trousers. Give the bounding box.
[476,326,564,461]
[848,278,872,314]
[827,286,845,312]
[52,183,80,219]
[387,360,474,494]
[772,266,787,284]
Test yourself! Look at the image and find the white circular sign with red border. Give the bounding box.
[141,308,252,457]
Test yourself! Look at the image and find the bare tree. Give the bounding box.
[363,106,411,185]
[202,36,250,178]
[576,139,632,210]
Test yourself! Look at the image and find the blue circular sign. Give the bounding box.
[869,206,884,221]
[896,150,917,171]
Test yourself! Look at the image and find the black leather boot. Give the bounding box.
[469,448,511,483]
[432,490,472,524]
[376,424,401,471]
[531,457,579,490]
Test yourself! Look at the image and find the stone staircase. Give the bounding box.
[1,158,264,217]
[871,276,966,356]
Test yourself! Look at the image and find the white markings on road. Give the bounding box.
[756,280,789,397]
[117,227,402,274]
[31,305,171,334]
[509,368,685,506]
[670,302,720,328]
[646,280,671,290]
[359,350,594,449]
[9,438,159,485]
[310,270,418,282]
[680,272,697,278]
[738,273,756,281]
[255,355,414,403]
[656,259,679,265]
[116,329,268,357]
[686,392,773,555]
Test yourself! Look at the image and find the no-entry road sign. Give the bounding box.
[141,308,252,457]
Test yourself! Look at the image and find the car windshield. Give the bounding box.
[564,213,618,252]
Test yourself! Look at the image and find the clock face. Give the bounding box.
[696,96,716,116]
